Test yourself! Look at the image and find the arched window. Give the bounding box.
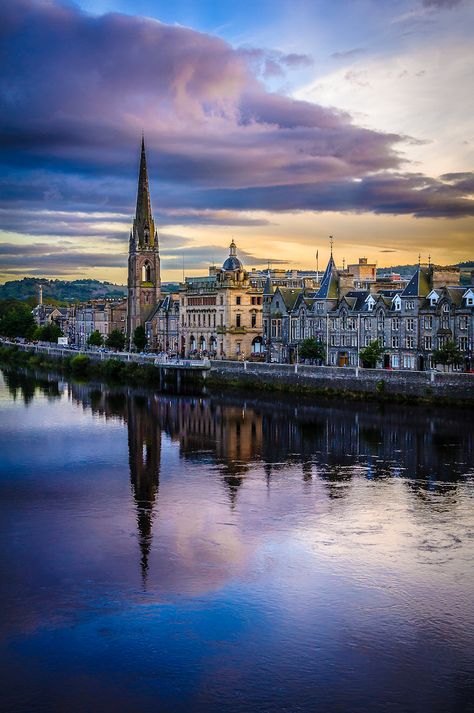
[252,336,263,353]
[142,262,151,282]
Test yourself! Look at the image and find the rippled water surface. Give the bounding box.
[0,369,473,713]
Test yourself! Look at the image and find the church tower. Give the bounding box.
[127,136,161,344]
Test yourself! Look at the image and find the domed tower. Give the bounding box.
[127,136,161,345]
[222,240,243,272]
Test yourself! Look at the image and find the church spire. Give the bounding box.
[133,135,155,247]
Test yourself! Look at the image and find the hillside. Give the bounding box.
[0,278,127,303]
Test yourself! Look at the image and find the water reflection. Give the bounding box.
[1,369,473,713]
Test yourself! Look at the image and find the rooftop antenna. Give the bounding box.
[329,235,334,258]
[418,253,421,267]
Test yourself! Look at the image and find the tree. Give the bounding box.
[0,300,36,339]
[133,325,147,352]
[34,322,62,343]
[359,339,384,368]
[87,330,103,347]
[298,338,326,363]
[432,340,463,370]
[106,329,126,351]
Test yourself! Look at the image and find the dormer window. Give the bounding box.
[366,296,375,312]
[393,296,401,311]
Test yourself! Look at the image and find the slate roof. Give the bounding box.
[343,290,369,310]
[263,273,275,295]
[316,255,338,299]
[401,266,431,297]
[276,287,302,311]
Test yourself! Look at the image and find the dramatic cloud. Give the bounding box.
[0,0,473,273]
[0,237,283,276]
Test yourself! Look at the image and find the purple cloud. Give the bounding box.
[0,0,473,253]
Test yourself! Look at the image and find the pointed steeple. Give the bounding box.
[133,135,156,248]
[316,254,338,299]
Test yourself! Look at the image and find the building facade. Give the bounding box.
[264,255,474,370]
[179,241,264,359]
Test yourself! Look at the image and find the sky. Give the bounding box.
[0,0,473,284]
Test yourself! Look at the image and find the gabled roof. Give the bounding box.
[316,255,338,299]
[401,266,431,297]
[342,290,369,310]
[276,287,302,311]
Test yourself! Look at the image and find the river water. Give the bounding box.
[0,369,473,713]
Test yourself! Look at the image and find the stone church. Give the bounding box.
[126,137,161,345]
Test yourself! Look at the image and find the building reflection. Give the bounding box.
[4,368,471,581]
[68,379,473,505]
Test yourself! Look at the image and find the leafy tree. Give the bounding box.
[359,339,385,368]
[33,322,62,343]
[87,330,103,347]
[106,329,126,351]
[0,300,36,339]
[298,338,326,363]
[133,325,147,352]
[432,340,463,369]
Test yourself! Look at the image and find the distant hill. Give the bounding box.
[0,277,181,304]
[0,278,127,303]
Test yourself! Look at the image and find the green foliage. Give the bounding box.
[375,379,386,394]
[106,329,126,351]
[432,340,463,368]
[33,322,62,343]
[133,325,147,352]
[0,300,36,339]
[359,339,385,368]
[70,354,90,376]
[87,330,103,347]
[298,338,326,362]
[0,278,126,303]
[102,359,125,380]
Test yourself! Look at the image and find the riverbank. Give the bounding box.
[0,344,168,389]
[208,360,474,405]
[1,343,473,405]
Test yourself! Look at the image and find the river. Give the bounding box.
[0,369,473,713]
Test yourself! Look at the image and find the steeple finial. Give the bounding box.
[329,235,334,257]
[418,253,421,266]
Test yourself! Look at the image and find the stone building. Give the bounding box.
[74,299,127,347]
[264,254,474,370]
[145,294,180,354]
[126,137,161,345]
[179,240,264,359]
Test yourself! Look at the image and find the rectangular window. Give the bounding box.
[236,314,241,327]
[406,318,415,331]
[251,313,257,328]
[424,316,433,329]
[236,296,241,306]
[424,336,432,350]
[459,336,468,351]
[391,335,399,348]
[459,316,468,330]
[392,318,400,331]
[405,336,415,349]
